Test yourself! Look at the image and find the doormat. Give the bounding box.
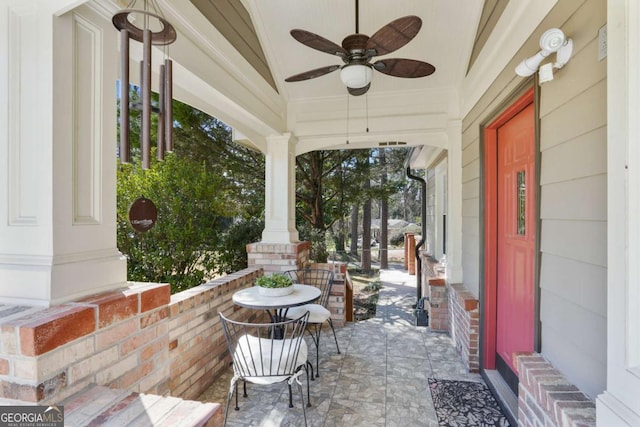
[428,378,511,426]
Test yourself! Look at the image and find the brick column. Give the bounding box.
[428,278,448,331]
[405,233,416,275]
[448,283,479,373]
[246,242,310,274]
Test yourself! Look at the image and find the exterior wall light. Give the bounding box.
[515,28,573,82]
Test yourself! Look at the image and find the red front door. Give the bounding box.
[496,102,536,375]
[483,88,537,392]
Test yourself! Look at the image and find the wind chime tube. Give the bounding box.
[119,29,130,163]
[157,63,165,161]
[164,59,173,152]
[141,28,152,169]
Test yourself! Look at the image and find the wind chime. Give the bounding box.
[113,0,177,169]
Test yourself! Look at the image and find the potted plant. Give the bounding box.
[255,273,294,296]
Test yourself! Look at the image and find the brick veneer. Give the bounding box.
[168,268,264,400]
[424,278,479,373]
[246,241,310,273]
[0,263,349,406]
[0,281,172,403]
[515,353,596,426]
[427,277,447,331]
[448,283,479,373]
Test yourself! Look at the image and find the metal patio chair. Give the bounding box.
[284,268,341,378]
[219,311,311,426]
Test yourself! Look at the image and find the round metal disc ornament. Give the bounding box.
[112,9,177,45]
[128,197,158,232]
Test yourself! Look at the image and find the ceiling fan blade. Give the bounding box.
[285,65,341,82]
[290,29,348,57]
[348,83,371,96]
[373,58,435,78]
[366,16,422,56]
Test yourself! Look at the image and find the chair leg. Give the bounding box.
[313,324,322,378]
[235,381,240,411]
[307,360,315,381]
[297,380,308,427]
[288,383,294,408]
[242,380,247,397]
[327,318,341,354]
[224,377,238,426]
[305,365,312,408]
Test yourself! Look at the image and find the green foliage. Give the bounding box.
[297,222,329,263]
[390,232,405,247]
[117,90,265,293]
[216,217,264,275]
[255,273,293,288]
[364,279,383,292]
[117,154,232,293]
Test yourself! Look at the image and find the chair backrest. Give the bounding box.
[284,269,334,308]
[219,311,309,380]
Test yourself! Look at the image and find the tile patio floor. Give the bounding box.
[197,267,486,426]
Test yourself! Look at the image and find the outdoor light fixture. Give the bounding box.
[340,64,373,89]
[515,28,573,81]
[113,0,177,169]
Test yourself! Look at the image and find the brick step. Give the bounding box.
[61,384,221,427]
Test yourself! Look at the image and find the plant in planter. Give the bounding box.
[255,273,294,296]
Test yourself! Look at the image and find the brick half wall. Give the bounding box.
[0,263,350,405]
[448,283,479,373]
[515,353,596,427]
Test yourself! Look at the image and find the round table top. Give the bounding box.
[232,284,321,310]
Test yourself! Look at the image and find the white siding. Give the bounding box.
[426,168,436,256]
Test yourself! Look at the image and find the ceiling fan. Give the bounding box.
[284,0,436,96]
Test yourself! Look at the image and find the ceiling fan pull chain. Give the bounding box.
[366,93,369,133]
[346,94,350,144]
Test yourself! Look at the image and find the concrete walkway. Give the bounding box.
[198,267,485,426]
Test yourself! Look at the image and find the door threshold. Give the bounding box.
[482,369,518,426]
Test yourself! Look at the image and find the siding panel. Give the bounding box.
[462,158,480,184]
[540,174,606,220]
[462,139,480,167]
[540,126,607,185]
[540,80,607,151]
[539,252,606,317]
[540,219,606,267]
[541,320,606,400]
[462,179,480,200]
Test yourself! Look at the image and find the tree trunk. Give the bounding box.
[350,204,359,255]
[361,179,372,271]
[380,149,389,269]
[336,217,346,253]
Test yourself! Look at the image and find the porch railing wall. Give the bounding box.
[0,263,348,405]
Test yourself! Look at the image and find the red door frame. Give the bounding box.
[482,87,535,370]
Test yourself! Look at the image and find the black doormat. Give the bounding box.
[428,378,511,426]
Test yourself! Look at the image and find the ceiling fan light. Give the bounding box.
[340,64,372,89]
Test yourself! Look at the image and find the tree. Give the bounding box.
[361,176,372,271]
[117,92,265,291]
[117,154,231,292]
[379,149,389,269]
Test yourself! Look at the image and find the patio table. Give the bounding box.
[232,284,320,324]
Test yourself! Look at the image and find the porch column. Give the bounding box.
[0,2,126,306]
[597,0,640,424]
[261,133,299,243]
[446,120,463,283]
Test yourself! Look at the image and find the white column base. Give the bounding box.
[0,249,127,306]
[597,392,640,426]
